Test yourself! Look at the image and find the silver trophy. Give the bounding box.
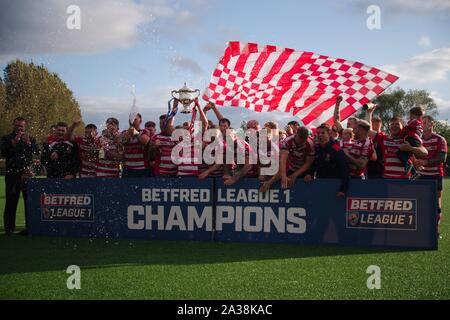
[171,82,201,114]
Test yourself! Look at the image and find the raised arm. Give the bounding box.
[195,98,209,132]
[365,105,378,140]
[66,119,82,141]
[204,102,224,122]
[333,95,344,132]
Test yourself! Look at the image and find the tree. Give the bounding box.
[357,87,438,131]
[0,77,7,137]
[434,120,450,144]
[1,60,84,142]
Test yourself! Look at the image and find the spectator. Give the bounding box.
[0,117,39,235]
[41,122,80,179]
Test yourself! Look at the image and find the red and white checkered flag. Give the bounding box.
[203,41,399,127]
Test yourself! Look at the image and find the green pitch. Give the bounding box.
[0,177,449,299]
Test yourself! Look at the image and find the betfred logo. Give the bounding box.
[41,194,92,206]
[346,198,417,230]
[41,194,95,222]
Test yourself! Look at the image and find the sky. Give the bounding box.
[0,0,449,131]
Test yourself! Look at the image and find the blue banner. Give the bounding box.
[27,178,438,249]
[28,177,214,241]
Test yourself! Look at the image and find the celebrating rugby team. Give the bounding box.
[1,96,447,236]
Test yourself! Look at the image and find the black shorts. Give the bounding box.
[420,175,444,192]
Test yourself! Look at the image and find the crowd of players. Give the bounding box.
[1,96,447,235]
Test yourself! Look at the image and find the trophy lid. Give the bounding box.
[179,82,195,93]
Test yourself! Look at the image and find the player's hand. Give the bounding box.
[281,175,290,189]
[336,191,346,198]
[399,142,412,152]
[413,159,426,167]
[21,133,31,145]
[288,175,297,187]
[12,132,23,145]
[127,127,139,137]
[366,104,377,114]
[336,95,343,104]
[304,174,313,184]
[172,99,179,113]
[50,152,59,160]
[204,102,215,112]
[259,181,271,193]
[198,172,208,180]
[154,139,161,147]
[223,175,236,186]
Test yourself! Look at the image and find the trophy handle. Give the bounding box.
[194,89,201,99]
[171,90,179,100]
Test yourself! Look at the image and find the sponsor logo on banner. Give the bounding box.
[40,194,95,222]
[346,198,417,230]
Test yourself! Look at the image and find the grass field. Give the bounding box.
[0,177,449,300]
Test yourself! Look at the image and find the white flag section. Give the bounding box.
[203,42,399,128]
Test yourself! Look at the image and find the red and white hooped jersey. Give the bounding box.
[419,133,447,177]
[258,141,280,177]
[340,139,354,152]
[74,136,98,178]
[152,133,177,176]
[122,129,149,171]
[227,139,256,176]
[202,139,226,177]
[402,118,423,143]
[348,137,373,177]
[378,134,408,179]
[95,136,121,178]
[177,133,202,177]
[281,135,315,173]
